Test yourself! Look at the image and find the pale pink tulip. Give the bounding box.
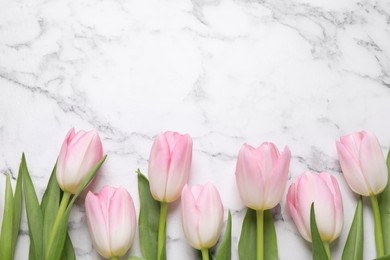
[181,184,224,250]
[85,186,136,258]
[336,131,388,196]
[148,131,192,202]
[287,172,343,242]
[235,142,291,210]
[56,128,103,194]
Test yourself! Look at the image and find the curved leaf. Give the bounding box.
[41,165,61,255]
[342,197,363,260]
[22,154,44,260]
[216,210,232,260]
[264,210,278,259]
[380,150,390,254]
[310,203,328,260]
[12,165,23,258]
[238,208,256,260]
[0,174,14,260]
[137,169,160,260]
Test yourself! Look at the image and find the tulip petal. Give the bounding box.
[109,187,136,257]
[359,132,388,194]
[85,191,111,258]
[336,141,370,196]
[56,128,75,190]
[165,134,192,202]
[256,143,279,181]
[287,183,311,242]
[265,146,291,209]
[181,185,201,249]
[197,184,224,249]
[236,144,264,210]
[148,134,170,201]
[321,173,343,241]
[299,173,337,241]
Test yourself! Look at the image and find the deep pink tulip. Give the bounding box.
[336,131,388,196]
[56,128,103,194]
[235,142,291,210]
[85,186,136,258]
[181,184,224,250]
[148,131,192,202]
[287,172,343,242]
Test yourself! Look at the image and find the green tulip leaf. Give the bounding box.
[137,169,160,260]
[264,209,278,259]
[342,196,363,260]
[310,203,328,260]
[216,210,232,260]
[22,153,44,260]
[0,174,15,260]
[45,155,107,260]
[128,257,147,260]
[238,208,278,260]
[238,208,256,260]
[61,233,76,260]
[41,164,61,255]
[380,150,390,254]
[12,163,23,258]
[376,254,390,260]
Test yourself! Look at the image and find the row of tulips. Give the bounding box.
[0,129,389,260]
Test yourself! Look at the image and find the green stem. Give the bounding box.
[370,195,385,257]
[323,241,331,260]
[201,248,209,260]
[157,202,168,260]
[256,210,264,260]
[110,257,119,260]
[46,191,71,259]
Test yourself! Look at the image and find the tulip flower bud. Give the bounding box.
[181,183,224,250]
[85,186,136,259]
[148,131,192,203]
[235,142,291,210]
[287,172,343,242]
[56,128,103,194]
[336,131,388,196]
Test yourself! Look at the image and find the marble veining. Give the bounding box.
[1,0,390,259]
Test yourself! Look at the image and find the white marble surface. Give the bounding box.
[1,0,390,259]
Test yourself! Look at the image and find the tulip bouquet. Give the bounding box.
[1,128,390,260]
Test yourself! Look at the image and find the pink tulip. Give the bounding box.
[85,186,136,258]
[235,142,291,210]
[287,172,343,242]
[56,128,103,194]
[181,184,224,250]
[148,131,192,202]
[336,131,388,196]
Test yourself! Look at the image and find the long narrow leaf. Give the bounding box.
[376,254,390,260]
[238,208,256,260]
[41,165,61,255]
[12,165,23,258]
[0,174,14,260]
[264,210,278,259]
[216,210,232,260]
[310,203,328,260]
[137,169,160,260]
[342,196,363,260]
[22,153,44,260]
[380,150,390,254]
[61,233,76,260]
[45,155,107,260]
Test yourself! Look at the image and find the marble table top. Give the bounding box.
[1,0,390,259]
